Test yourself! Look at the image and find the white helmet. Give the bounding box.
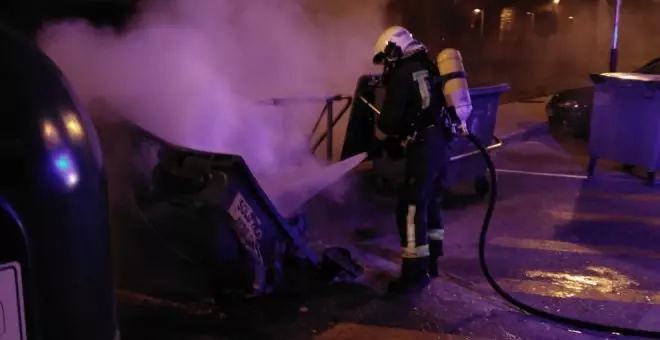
[372,26,426,64]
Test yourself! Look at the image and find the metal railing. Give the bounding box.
[262,93,503,164]
[260,95,352,161]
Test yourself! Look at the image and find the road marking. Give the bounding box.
[314,322,473,340]
[490,237,660,260]
[579,191,660,203]
[485,278,660,305]
[495,169,651,183]
[549,211,660,227]
[496,169,588,180]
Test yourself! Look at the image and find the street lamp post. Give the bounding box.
[609,0,622,72]
[473,8,484,37]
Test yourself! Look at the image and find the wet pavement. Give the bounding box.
[114,99,660,339]
[442,132,660,338]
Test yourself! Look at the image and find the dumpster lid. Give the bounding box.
[469,84,511,96]
[596,72,660,83]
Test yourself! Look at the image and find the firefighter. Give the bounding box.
[371,26,451,294]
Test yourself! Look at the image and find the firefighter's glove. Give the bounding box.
[384,137,405,160]
[458,121,469,136]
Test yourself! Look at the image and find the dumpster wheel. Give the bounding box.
[467,133,660,339]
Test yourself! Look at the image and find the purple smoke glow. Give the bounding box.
[37,0,387,213]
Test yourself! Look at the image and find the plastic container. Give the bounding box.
[445,84,509,194]
[341,75,509,195]
[588,72,660,185]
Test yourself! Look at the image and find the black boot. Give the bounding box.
[428,240,443,278]
[388,257,431,294]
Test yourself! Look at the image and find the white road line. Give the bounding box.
[496,168,588,180]
[496,168,651,183]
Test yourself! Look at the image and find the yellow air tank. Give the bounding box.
[436,48,472,123]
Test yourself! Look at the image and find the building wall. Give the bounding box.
[386,0,660,101]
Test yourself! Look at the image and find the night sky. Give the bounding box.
[0,0,139,39]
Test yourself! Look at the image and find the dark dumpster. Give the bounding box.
[340,74,509,195]
[129,130,364,300]
[588,72,660,186]
[445,84,509,193]
[0,24,118,339]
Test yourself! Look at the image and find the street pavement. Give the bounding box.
[115,98,660,339]
[443,132,660,339]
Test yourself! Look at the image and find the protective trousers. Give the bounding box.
[396,129,448,278]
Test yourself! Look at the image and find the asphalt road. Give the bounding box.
[116,130,660,340]
[442,132,660,338]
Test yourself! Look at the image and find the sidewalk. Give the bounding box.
[305,267,606,340]
[495,96,551,143]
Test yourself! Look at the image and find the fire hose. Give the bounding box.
[360,95,660,338]
[468,134,660,339]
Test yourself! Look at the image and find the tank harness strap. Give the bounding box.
[438,71,467,84]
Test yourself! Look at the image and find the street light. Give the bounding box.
[473,8,484,37]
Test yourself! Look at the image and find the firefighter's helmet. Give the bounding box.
[372,26,426,64]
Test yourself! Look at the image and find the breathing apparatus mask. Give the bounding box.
[374,41,403,85]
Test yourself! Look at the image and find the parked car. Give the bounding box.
[546,57,660,138]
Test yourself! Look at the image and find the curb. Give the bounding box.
[499,122,549,145]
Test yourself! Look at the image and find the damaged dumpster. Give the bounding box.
[341,74,509,195]
[588,72,660,186]
[133,131,364,300]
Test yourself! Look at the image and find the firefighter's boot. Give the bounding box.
[387,257,431,294]
[428,239,443,278]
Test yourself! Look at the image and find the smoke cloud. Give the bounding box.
[37,0,386,213]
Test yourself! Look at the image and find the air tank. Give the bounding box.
[436,48,473,122]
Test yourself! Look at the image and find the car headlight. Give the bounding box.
[556,100,580,109]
